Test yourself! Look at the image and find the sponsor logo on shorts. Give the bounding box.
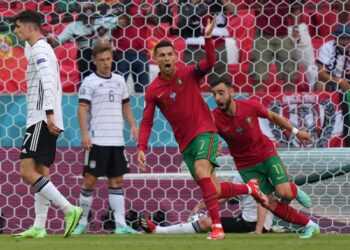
[89,160,96,169]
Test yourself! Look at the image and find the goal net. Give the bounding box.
[0,0,350,234]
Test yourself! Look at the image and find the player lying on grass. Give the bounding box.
[209,77,320,239]
[139,175,274,234]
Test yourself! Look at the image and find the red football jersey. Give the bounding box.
[138,38,217,152]
[212,99,277,170]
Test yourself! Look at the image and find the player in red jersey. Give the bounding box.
[137,17,267,240]
[210,77,320,239]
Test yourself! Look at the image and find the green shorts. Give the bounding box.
[181,132,220,179]
[239,155,289,194]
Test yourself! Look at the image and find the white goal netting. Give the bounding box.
[0,0,350,234]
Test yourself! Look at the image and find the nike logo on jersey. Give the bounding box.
[158,91,165,98]
[223,127,230,132]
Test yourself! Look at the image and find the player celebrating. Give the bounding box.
[12,10,82,238]
[73,42,139,235]
[139,175,274,235]
[136,16,267,240]
[210,77,320,239]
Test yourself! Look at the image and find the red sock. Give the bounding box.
[197,177,221,225]
[220,182,249,199]
[290,183,298,200]
[272,201,309,226]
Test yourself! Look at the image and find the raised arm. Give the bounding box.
[196,16,217,76]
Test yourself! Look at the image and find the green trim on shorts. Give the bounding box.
[181,132,220,179]
[239,155,288,194]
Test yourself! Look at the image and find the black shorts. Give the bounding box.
[83,145,129,178]
[20,120,58,167]
[221,214,257,233]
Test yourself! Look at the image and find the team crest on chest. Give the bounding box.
[236,127,243,134]
[245,116,253,127]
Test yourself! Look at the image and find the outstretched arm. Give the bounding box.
[267,111,314,145]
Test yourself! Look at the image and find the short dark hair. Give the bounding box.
[92,42,113,58]
[13,10,43,29]
[209,77,232,88]
[154,41,175,55]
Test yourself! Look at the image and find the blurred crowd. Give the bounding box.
[1,0,350,94]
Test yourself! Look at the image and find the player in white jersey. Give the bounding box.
[139,175,274,234]
[12,10,82,239]
[73,42,139,235]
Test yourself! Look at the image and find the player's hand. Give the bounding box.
[46,115,61,136]
[204,15,216,38]
[296,130,314,146]
[81,133,92,150]
[131,126,139,143]
[137,150,147,172]
[190,203,202,217]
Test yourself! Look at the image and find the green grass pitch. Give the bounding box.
[0,234,349,250]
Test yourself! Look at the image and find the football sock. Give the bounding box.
[197,177,221,225]
[33,192,50,228]
[109,187,127,227]
[34,176,72,214]
[155,222,197,234]
[306,220,317,227]
[79,188,94,225]
[290,183,298,200]
[220,182,249,198]
[272,201,309,226]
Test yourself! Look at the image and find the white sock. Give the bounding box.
[306,220,317,227]
[33,192,50,228]
[109,187,126,227]
[79,189,94,225]
[39,181,72,214]
[155,222,197,234]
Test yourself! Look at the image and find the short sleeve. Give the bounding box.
[79,79,93,102]
[250,100,268,118]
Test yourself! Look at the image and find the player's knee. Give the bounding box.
[108,176,124,188]
[19,159,34,182]
[276,189,294,200]
[83,174,97,189]
[194,160,211,179]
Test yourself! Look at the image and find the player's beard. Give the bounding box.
[219,98,232,113]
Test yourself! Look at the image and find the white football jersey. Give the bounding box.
[233,175,273,231]
[25,40,64,130]
[79,72,129,146]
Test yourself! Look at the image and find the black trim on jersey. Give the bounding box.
[37,80,43,110]
[194,63,209,77]
[95,72,112,79]
[79,99,91,105]
[122,98,130,104]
